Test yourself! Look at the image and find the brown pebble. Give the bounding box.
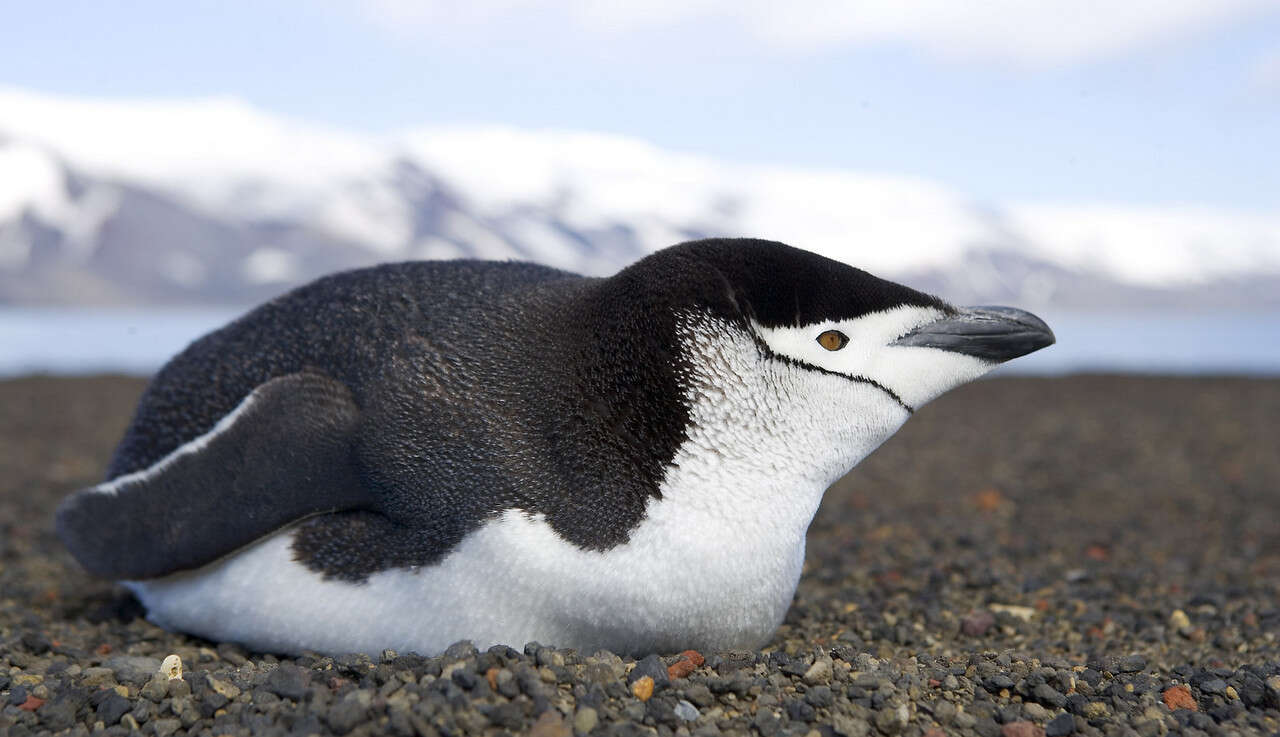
[1084,545,1109,561]
[1001,722,1045,737]
[485,667,500,691]
[679,650,705,667]
[961,609,996,636]
[1163,685,1197,711]
[668,659,696,679]
[19,694,46,711]
[632,675,655,701]
[973,488,1006,511]
[527,710,571,737]
[95,643,113,656]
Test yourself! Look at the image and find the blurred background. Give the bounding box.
[1,0,1278,376]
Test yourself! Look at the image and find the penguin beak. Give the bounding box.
[891,306,1055,363]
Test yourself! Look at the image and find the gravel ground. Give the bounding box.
[2,374,1278,737]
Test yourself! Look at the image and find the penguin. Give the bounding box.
[56,238,1054,656]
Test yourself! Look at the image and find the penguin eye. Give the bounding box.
[816,330,848,351]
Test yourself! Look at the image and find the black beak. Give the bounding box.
[891,306,1055,363]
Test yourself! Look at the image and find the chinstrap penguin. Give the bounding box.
[56,238,1054,656]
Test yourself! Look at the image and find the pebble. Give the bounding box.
[1045,712,1076,736]
[962,610,997,636]
[1116,654,1147,673]
[1001,722,1044,737]
[673,699,699,721]
[159,653,183,679]
[628,654,670,687]
[631,675,655,701]
[527,710,571,737]
[3,376,1280,737]
[106,655,161,685]
[803,657,833,685]
[573,706,599,734]
[1083,702,1110,719]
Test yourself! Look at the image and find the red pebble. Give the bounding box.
[1163,685,1197,711]
[1001,721,1045,737]
[668,659,696,679]
[19,695,46,711]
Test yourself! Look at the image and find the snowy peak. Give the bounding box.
[1,87,1278,307]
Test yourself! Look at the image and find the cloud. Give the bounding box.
[354,0,1279,65]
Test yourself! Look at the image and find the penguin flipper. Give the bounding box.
[56,371,369,580]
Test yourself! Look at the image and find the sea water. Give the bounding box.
[1,307,1278,377]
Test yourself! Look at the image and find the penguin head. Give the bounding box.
[614,238,1055,490]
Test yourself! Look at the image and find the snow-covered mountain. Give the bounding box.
[2,87,1278,308]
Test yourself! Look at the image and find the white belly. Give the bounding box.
[128,502,806,656]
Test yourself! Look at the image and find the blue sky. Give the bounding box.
[3,0,1279,211]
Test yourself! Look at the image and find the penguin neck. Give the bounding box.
[658,313,910,543]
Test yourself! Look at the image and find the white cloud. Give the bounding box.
[355,0,1279,65]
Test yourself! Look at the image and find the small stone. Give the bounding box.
[152,718,182,737]
[327,698,368,735]
[1032,683,1067,708]
[81,667,117,688]
[803,657,833,685]
[668,658,697,680]
[528,710,571,737]
[1199,678,1227,695]
[1266,676,1280,695]
[19,693,45,711]
[874,704,908,734]
[96,692,132,725]
[1169,610,1191,630]
[1224,685,1239,700]
[266,663,309,700]
[632,675,655,701]
[140,676,168,702]
[1163,685,1196,710]
[159,654,183,680]
[1022,702,1049,721]
[962,610,997,636]
[628,654,670,687]
[107,655,162,685]
[990,604,1036,621]
[1045,713,1075,736]
[674,700,699,721]
[206,675,241,700]
[679,650,705,667]
[573,706,599,734]
[1001,722,1045,737]
[831,715,870,737]
[805,685,834,708]
[1082,702,1109,719]
[1116,655,1146,673]
[166,676,191,698]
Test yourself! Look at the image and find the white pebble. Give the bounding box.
[160,654,183,680]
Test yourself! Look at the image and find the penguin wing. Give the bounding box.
[56,371,371,580]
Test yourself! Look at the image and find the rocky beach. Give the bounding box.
[1,375,1278,736]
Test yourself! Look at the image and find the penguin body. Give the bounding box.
[57,238,1054,655]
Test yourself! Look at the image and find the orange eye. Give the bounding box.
[817,330,848,351]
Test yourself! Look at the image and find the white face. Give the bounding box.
[751,304,996,411]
